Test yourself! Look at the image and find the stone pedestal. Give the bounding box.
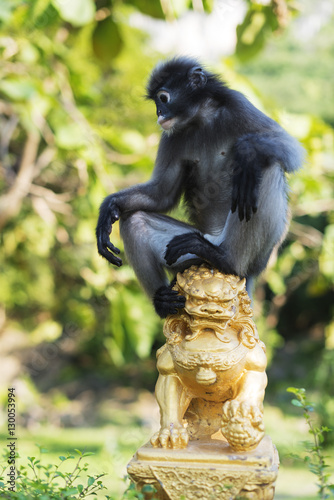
[128,434,279,500]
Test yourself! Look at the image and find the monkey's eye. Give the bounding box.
[157,91,170,104]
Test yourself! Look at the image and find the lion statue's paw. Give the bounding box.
[151,425,189,449]
[221,400,265,451]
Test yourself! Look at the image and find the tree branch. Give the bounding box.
[0,131,40,230]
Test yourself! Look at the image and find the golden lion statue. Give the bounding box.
[151,265,267,452]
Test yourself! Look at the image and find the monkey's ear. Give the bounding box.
[188,67,207,89]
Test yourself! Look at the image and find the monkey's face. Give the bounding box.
[155,90,178,131]
[146,58,209,133]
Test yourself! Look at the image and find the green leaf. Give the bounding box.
[287,387,299,394]
[88,476,95,486]
[235,6,279,62]
[92,17,123,62]
[126,0,164,19]
[63,487,78,497]
[55,123,86,150]
[82,452,95,457]
[52,0,95,26]
[0,79,36,101]
[291,399,303,407]
[77,484,84,493]
[202,0,214,13]
[74,449,83,456]
[59,456,67,461]
[0,0,18,22]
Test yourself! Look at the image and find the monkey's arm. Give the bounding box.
[96,142,185,265]
[231,131,304,222]
[165,232,237,275]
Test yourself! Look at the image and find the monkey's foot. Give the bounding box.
[165,232,208,265]
[221,400,265,451]
[150,425,189,449]
[153,285,186,318]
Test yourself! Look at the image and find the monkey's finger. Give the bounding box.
[247,180,261,220]
[99,240,122,263]
[165,233,205,263]
[244,196,258,222]
[167,232,197,247]
[164,253,176,265]
[238,204,245,222]
[250,181,260,215]
[157,289,180,299]
[106,253,123,267]
[164,247,184,265]
[231,176,240,214]
[105,241,121,254]
[166,233,202,252]
[165,241,189,254]
[240,172,250,222]
[244,204,251,222]
[171,297,186,308]
[234,173,247,221]
[155,293,182,305]
[99,248,123,267]
[165,249,189,265]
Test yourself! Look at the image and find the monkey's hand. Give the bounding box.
[96,197,122,266]
[231,160,262,222]
[154,285,186,318]
[165,233,236,275]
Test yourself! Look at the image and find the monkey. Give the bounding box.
[96,57,304,318]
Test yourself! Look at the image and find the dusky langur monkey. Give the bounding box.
[96,57,304,318]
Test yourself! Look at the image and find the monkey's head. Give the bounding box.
[146,57,219,132]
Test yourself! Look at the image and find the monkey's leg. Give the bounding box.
[120,211,201,297]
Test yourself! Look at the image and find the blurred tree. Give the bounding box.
[0,0,333,439]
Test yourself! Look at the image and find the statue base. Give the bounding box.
[127,434,279,499]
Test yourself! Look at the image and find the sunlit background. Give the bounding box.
[0,0,333,498]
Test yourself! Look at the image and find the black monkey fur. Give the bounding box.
[96,57,304,318]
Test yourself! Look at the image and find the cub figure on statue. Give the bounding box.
[96,57,304,317]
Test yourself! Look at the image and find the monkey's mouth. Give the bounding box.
[157,116,177,130]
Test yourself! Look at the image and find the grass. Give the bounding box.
[1,422,152,498]
[1,399,333,499]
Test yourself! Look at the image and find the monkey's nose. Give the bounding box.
[157,109,162,116]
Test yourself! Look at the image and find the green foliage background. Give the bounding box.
[0,0,333,497]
